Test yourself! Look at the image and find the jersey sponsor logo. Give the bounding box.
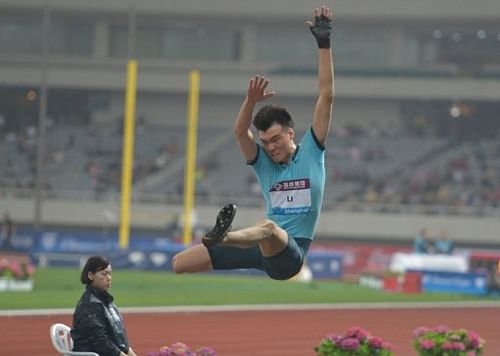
[270,179,310,191]
[270,179,311,215]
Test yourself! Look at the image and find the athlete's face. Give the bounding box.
[259,124,295,163]
[88,265,112,292]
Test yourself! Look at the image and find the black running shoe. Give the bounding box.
[202,203,237,248]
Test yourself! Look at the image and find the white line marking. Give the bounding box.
[1,301,500,317]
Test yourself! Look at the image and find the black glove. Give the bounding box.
[309,14,332,49]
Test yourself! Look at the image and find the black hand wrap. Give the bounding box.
[309,14,332,49]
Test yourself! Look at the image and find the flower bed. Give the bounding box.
[315,326,394,355]
[147,342,216,356]
[413,325,485,355]
[0,258,36,292]
[146,325,486,356]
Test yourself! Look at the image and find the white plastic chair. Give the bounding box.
[50,323,99,356]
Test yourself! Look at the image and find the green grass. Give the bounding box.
[0,267,496,310]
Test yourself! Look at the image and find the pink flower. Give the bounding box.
[149,343,214,356]
[367,336,383,349]
[412,325,484,355]
[316,327,394,355]
[432,325,449,334]
[10,261,24,278]
[452,342,466,351]
[413,326,430,337]
[420,339,434,350]
[24,264,36,277]
[170,342,190,350]
[0,259,36,279]
[346,326,369,340]
[442,342,454,350]
[468,331,481,348]
[382,342,394,351]
[0,258,9,270]
[195,347,216,356]
[326,334,343,344]
[339,337,360,350]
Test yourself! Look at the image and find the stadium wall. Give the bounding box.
[1,0,499,20]
[1,197,499,245]
[4,63,500,101]
[91,92,401,131]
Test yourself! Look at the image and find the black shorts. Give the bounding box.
[207,237,311,280]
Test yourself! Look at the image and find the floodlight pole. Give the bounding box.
[118,1,138,249]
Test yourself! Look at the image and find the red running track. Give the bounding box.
[0,305,499,355]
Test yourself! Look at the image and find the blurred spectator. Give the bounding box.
[434,229,454,254]
[136,114,146,135]
[0,213,15,250]
[0,113,5,134]
[166,140,179,158]
[413,228,433,254]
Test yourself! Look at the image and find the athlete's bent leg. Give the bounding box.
[172,244,213,273]
[222,219,288,257]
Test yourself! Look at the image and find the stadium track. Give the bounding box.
[1,302,499,355]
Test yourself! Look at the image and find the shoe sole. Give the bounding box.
[202,204,237,248]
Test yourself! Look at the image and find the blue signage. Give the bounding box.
[308,251,343,279]
[13,227,343,280]
[421,270,488,295]
[6,227,181,254]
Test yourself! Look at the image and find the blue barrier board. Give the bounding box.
[420,270,488,295]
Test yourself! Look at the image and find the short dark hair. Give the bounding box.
[253,105,294,131]
[80,256,110,285]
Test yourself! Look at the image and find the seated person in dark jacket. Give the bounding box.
[71,256,137,356]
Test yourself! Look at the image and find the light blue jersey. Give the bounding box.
[249,128,326,240]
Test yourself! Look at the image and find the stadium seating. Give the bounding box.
[1,119,498,215]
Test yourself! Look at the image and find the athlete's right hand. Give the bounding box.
[247,74,275,103]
